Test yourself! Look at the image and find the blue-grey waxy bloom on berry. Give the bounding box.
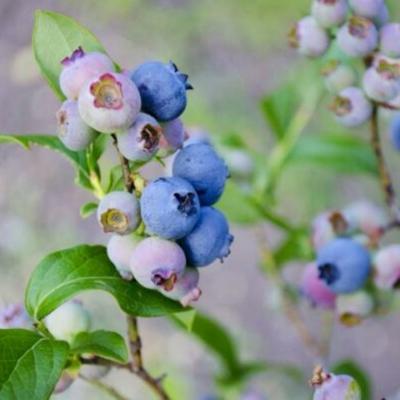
[56,100,96,151]
[331,87,372,127]
[389,113,400,151]
[140,177,200,240]
[97,191,141,235]
[160,118,185,153]
[337,16,378,57]
[289,16,330,58]
[316,237,371,294]
[78,72,141,133]
[363,57,400,102]
[179,207,234,267]
[321,60,356,94]
[311,0,348,29]
[349,0,384,19]
[129,237,186,291]
[311,366,361,400]
[172,142,229,206]
[118,113,161,162]
[59,47,114,100]
[380,23,400,58]
[130,61,192,122]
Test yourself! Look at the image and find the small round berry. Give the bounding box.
[311,366,361,400]
[342,200,388,242]
[59,47,115,100]
[289,16,330,58]
[129,237,186,291]
[311,0,348,29]
[349,0,384,19]
[336,291,373,326]
[317,237,371,294]
[54,371,75,394]
[321,60,357,94]
[130,61,192,122]
[140,177,200,240]
[301,263,336,309]
[97,191,141,235]
[363,57,400,102]
[107,234,140,279]
[337,16,378,58]
[79,362,110,380]
[56,100,96,151]
[0,303,32,329]
[173,142,229,206]
[45,300,91,343]
[161,268,202,306]
[374,245,400,289]
[331,87,372,127]
[178,207,234,267]
[117,113,161,162]
[160,118,185,154]
[380,23,400,58]
[389,113,400,151]
[78,72,141,133]
[373,3,389,28]
[222,149,254,180]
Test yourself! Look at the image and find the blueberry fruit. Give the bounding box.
[311,0,348,29]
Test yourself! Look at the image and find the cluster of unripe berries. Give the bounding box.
[300,200,400,325]
[290,0,400,128]
[56,47,233,306]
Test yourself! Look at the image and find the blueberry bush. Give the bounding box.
[1,1,400,399]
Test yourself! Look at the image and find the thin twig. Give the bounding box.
[111,133,134,193]
[80,375,129,400]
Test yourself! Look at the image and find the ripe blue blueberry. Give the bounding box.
[129,237,186,291]
[337,16,378,58]
[97,191,141,235]
[130,61,192,122]
[59,47,115,100]
[140,177,200,240]
[172,142,229,206]
[331,87,372,127]
[380,23,400,58]
[389,113,400,151]
[316,237,371,293]
[289,16,330,58]
[321,60,356,94]
[78,72,141,133]
[118,113,161,162]
[179,207,234,267]
[349,0,384,19]
[56,100,96,151]
[311,0,348,29]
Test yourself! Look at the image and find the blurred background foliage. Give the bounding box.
[2,0,400,399]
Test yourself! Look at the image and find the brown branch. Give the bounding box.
[111,134,170,400]
[370,106,400,221]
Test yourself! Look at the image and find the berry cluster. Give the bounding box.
[290,0,400,128]
[300,200,400,325]
[56,47,233,306]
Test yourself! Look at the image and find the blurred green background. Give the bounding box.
[1,0,400,399]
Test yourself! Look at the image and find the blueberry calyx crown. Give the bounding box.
[100,208,129,234]
[318,262,340,285]
[348,16,371,39]
[139,124,161,152]
[288,25,300,48]
[167,61,194,90]
[309,366,331,388]
[174,192,197,216]
[151,269,178,291]
[61,46,85,66]
[330,95,352,116]
[90,73,123,110]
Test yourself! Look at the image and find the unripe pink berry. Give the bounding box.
[59,47,114,100]
[78,72,141,133]
[118,113,161,162]
[301,263,336,309]
[97,191,141,235]
[161,268,202,306]
[130,237,186,291]
[336,291,373,326]
[374,245,400,289]
[56,100,96,151]
[159,118,185,154]
[311,0,348,29]
[289,16,330,58]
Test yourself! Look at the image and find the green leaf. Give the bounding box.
[71,330,128,364]
[33,10,108,99]
[0,329,69,400]
[170,309,197,332]
[80,202,98,218]
[288,133,378,175]
[217,181,262,225]
[25,245,183,320]
[274,230,313,266]
[261,83,299,140]
[332,359,372,400]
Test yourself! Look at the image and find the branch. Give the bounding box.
[111,134,170,400]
